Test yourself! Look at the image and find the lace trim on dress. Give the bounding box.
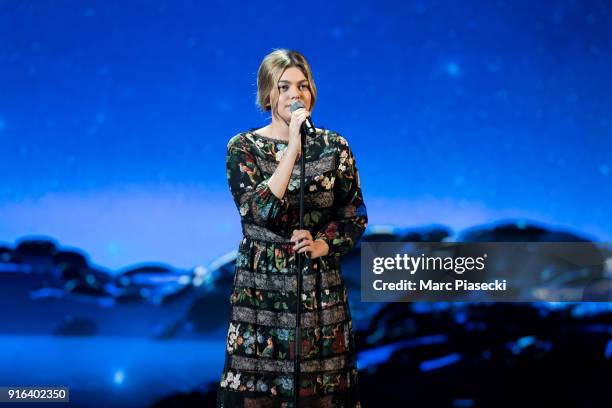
[230,355,346,374]
[286,191,334,208]
[255,155,336,179]
[243,224,292,244]
[248,129,322,144]
[234,268,342,292]
[231,305,346,328]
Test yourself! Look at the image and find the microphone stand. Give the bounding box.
[293,130,312,408]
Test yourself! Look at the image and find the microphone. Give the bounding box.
[290,101,316,138]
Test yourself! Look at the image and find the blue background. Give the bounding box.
[2,2,612,407]
[1,0,611,268]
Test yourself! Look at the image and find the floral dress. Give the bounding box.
[217,128,367,408]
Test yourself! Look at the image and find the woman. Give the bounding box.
[217,49,367,408]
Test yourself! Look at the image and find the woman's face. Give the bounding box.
[273,66,312,122]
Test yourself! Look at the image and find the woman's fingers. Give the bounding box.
[288,109,311,152]
[298,110,309,124]
[293,233,311,242]
[291,229,315,253]
[291,109,310,126]
[291,229,312,242]
[296,241,314,254]
[291,109,309,122]
[293,238,311,250]
[291,232,325,259]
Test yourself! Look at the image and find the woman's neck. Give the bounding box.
[268,116,290,141]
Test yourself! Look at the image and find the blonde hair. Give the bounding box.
[256,49,317,119]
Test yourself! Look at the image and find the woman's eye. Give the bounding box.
[300,84,310,90]
[279,85,289,91]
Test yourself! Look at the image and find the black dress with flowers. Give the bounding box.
[217,128,367,408]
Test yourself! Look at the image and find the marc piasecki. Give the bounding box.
[373,279,508,291]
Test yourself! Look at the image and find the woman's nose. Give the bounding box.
[289,86,302,99]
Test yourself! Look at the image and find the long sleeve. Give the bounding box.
[314,136,368,257]
[226,134,289,227]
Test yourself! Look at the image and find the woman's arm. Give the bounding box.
[314,135,368,257]
[267,107,309,200]
[225,109,308,227]
[267,144,299,200]
[226,135,292,227]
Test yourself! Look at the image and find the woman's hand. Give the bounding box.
[291,229,329,259]
[287,107,310,155]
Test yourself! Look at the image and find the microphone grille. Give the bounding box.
[290,101,305,112]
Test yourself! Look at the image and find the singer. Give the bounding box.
[217,49,367,408]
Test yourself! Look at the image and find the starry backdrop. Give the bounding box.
[1,0,611,270]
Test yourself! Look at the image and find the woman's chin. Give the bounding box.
[277,113,291,123]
